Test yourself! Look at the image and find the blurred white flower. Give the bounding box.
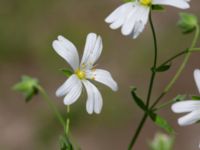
[105,0,190,39]
[171,69,200,126]
[52,33,118,114]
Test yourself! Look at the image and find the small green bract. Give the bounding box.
[13,75,39,102]
[178,13,198,34]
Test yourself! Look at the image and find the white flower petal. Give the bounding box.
[105,2,133,24]
[121,4,150,39]
[81,33,103,68]
[63,78,82,105]
[130,6,150,39]
[109,3,134,30]
[86,69,118,91]
[194,69,200,93]
[52,36,79,70]
[56,74,79,97]
[152,0,190,9]
[82,80,103,114]
[81,33,97,65]
[178,110,200,126]
[171,100,200,113]
[121,4,140,36]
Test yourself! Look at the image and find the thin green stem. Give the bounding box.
[128,11,158,150]
[190,47,200,51]
[151,25,200,109]
[146,11,158,107]
[37,85,65,128]
[157,47,200,69]
[159,49,188,67]
[153,99,175,111]
[66,105,70,135]
[128,113,148,150]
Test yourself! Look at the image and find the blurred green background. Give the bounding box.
[0,0,200,149]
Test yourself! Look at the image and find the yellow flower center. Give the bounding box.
[140,0,152,6]
[75,69,86,80]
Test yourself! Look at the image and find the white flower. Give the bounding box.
[105,0,190,39]
[171,69,200,126]
[52,33,118,114]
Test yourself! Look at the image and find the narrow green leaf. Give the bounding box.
[131,87,147,111]
[154,64,171,72]
[152,5,164,11]
[149,113,174,133]
[60,68,73,77]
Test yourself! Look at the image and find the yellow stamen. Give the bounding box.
[75,69,86,80]
[140,0,152,6]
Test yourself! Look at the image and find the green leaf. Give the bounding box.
[59,135,73,150]
[178,13,198,34]
[60,68,73,77]
[172,94,186,102]
[192,95,200,100]
[131,87,147,111]
[152,5,164,11]
[149,133,174,150]
[149,113,174,134]
[13,75,39,102]
[154,64,171,72]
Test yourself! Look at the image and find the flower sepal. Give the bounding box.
[13,75,39,102]
[60,68,73,78]
[178,13,198,34]
[191,95,200,101]
[172,94,186,102]
[151,5,164,11]
[122,0,135,2]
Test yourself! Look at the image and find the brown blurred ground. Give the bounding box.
[0,0,200,149]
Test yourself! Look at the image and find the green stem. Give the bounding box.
[159,49,188,67]
[157,47,200,68]
[66,105,70,135]
[128,113,148,150]
[153,99,175,111]
[128,11,158,150]
[37,85,65,128]
[190,47,200,51]
[151,25,200,109]
[146,11,158,107]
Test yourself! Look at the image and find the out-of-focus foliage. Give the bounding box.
[178,13,198,34]
[59,135,73,150]
[149,133,174,150]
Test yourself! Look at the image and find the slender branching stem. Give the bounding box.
[128,11,158,150]
[157,47,200,69]
[37,85,66,128]
[151,25,200,109]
